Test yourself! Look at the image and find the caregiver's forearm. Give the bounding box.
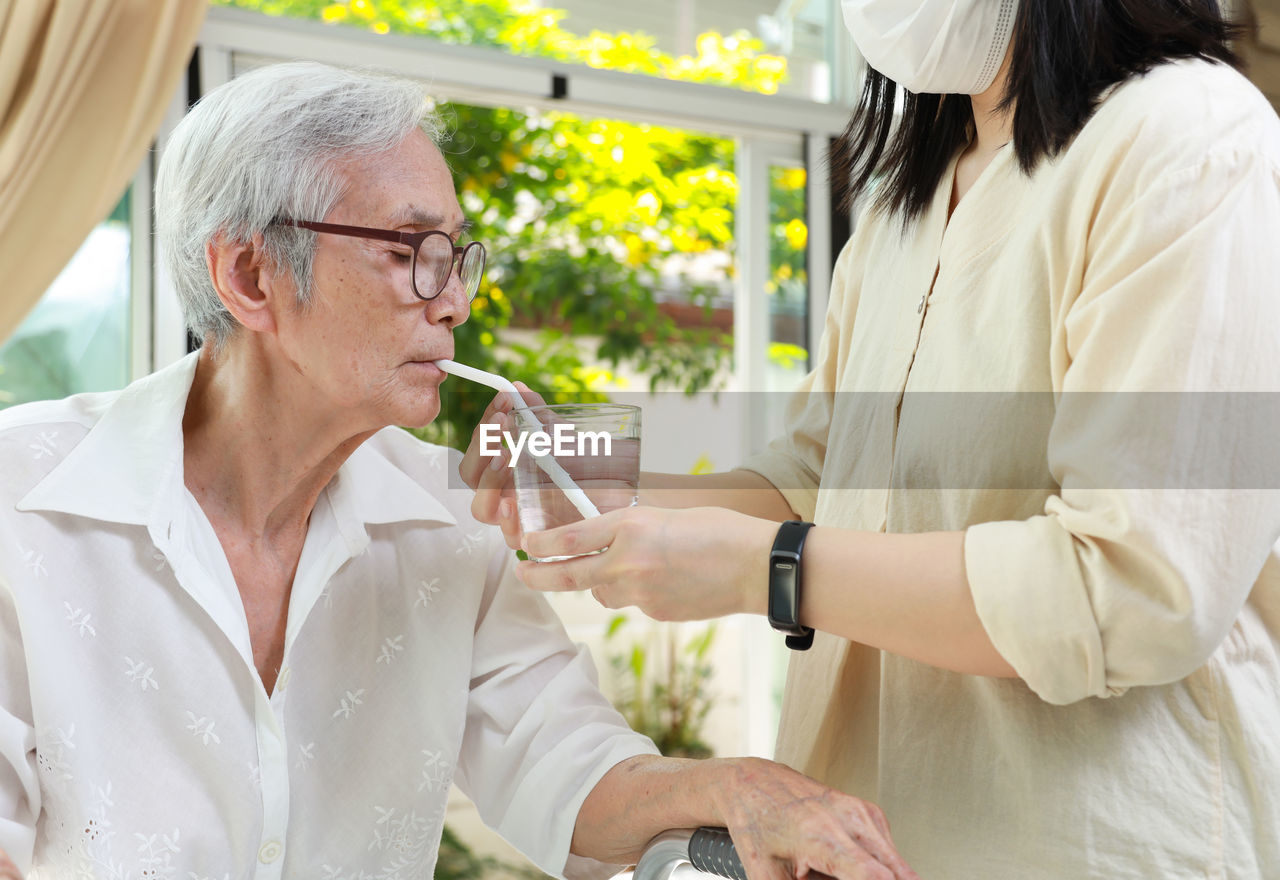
[640,470,797,521]
[798,528,1017,678]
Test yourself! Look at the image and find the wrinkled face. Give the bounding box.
[272,129,470,431]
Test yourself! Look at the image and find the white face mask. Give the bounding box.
[840,0,1019,95]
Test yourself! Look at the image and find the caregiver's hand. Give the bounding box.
[516,506,777,620]
[457,382,546,550]
[713,758,918,880]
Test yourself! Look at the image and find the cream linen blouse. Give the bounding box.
[743,59,1280,878]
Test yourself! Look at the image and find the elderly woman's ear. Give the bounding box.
[204,230,282,336]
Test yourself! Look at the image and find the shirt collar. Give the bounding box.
[18,353,457,531]
[17,354,197,526]
[329,436,457,534]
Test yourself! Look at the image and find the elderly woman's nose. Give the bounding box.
[429,270,471,326]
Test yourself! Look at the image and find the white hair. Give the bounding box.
[155,61,442,350]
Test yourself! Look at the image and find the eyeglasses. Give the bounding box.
[272,218,486,302]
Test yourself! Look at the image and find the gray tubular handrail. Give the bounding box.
[632,828,748,880]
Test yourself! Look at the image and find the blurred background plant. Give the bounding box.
[604,613,720,759]
[213,0,808,450]
[435,825,550,880]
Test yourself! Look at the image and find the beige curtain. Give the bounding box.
[0,0,207,342]
[1243,0,1280,114]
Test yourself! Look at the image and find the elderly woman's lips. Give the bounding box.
[406,360,446,378]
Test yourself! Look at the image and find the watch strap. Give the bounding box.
[768,520,816,651]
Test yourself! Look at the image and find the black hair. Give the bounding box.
[832,0,1250,226]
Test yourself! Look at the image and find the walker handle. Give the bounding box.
[633,827,839,880]
[687,827,747,880]
[632,828,745,880]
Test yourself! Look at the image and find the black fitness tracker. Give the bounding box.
[768,520,816,651]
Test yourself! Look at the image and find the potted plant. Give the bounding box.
[604,614,720,759]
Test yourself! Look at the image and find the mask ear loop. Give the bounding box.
[972,0,1019,93]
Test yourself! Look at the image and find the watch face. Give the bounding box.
[769,521,813,635]
[769,557,801,630]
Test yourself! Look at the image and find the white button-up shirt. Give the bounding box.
[0,354,656,879]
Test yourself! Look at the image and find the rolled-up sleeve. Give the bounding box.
[453,539,658,879]
[0,577,39,872]
[966,149,1280,705]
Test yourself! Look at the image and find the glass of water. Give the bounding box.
[510,403,641,561]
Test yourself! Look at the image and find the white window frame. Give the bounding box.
[148,7,851,384]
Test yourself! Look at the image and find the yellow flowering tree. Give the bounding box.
[215,0,808,447]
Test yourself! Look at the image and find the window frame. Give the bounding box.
[149,7,851,399]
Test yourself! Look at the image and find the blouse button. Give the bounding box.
[258,840,283,863]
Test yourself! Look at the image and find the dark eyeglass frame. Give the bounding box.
[272,218,486,302]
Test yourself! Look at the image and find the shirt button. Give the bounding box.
[276,667,291,691]
[258,840,283,863]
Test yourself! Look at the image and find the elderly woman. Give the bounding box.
[0,64,918,880]
[467,1,1280,878]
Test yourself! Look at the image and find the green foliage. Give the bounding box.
[223,1,788,93]
[604,614,719,759]
[436,825,551,880]
[769,166,808,306]
[107,187,132,224]
[213,0,804,448]
[435,826,505,880]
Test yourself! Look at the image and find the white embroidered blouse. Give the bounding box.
[0,353,657,879]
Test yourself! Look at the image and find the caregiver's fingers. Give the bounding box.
[515,541,615,593]
[520,506,632,561]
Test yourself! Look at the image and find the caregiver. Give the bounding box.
[463,1,1280,877]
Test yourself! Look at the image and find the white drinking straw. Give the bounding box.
[434,359,601,520]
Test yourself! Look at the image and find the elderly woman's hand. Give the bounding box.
[712,758,918,880]
[516,505,777,620]
[0,849,23,880]
[457,383,546,550]
[577,755,918,880]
